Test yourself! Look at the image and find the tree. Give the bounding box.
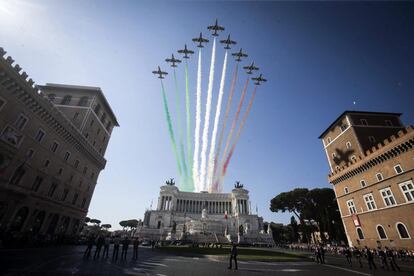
[126,219,138,230]
[89,219,101,226]
[119,220,128,230]
[101,224,112,230]
[84,217,91,223]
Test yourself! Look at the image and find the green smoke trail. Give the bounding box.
[185,62,194,191]
[173,70,189,190]
[160,80,182,178]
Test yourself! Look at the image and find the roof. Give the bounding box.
[318,110,402,139]
[39,83,119,126]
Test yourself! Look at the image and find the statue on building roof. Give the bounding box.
[166,178,175,186]
[234,181,244,189]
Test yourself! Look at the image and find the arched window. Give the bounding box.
[377,225,387,240]
[157,221,161,229]
[61,95,72,105]
[10,207,29,232]
[356,227,365,240]
[396,223,410,239]
[78,96,89,106]
[94,103,101,114]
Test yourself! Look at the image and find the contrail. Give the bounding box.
[221,84,257,184]
[193,49,202,192]
[207,50,228,192]
[199,37,216,192]
[184,61,194,191]
[218,76,249,188]
[211,62,239,192]
[173,69,188,190]
[160,80,182,178]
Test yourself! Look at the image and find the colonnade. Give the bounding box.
[237,199,249,214]
[175,199,233,214]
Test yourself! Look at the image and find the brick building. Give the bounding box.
[319,111,414,249]
[0,47,118,240]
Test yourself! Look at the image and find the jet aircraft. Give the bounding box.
[207,19,225,36]
[220,34,237,49]
[252,74,267,85]
[192,32,209,48]
[232,48,248,62]
[243,62,259,74]
[165,54,181,67]
[152,66,168,79]
[177,44,194,59]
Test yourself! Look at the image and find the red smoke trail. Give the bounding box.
[221,85,257,183]
[211,63,239,192]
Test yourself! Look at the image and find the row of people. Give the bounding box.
[83,235,144,260]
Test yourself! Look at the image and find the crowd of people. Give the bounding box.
[287,243,413,271]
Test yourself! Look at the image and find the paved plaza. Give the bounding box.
[1,246,414,276]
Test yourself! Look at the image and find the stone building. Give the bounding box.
[136,182,274,245]
[0,48,118,239]
[319,111,414,249]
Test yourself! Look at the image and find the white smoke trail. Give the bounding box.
[199,37,216,191]
[193,48,202,192]
[206,50,228,192]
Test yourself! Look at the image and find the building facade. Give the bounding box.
[0,48,118,240]
[136,183,274,245]
[320,111,414,249]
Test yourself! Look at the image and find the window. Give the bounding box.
[106,122,111,131]
[35,129,45,142]
[101,113,106,124]
[102,136,106,142]
[26,148,35,159]
[90,120,94,126]
[93,141,96,146]
[376,173,383,182]
[377,225,388,240]
[327,137,332,144]
[360,180,366,188]
[61,189,69,201]
[369,136,376,143]
[380,187,396,206]
[74,159,79,168]
[14,114,28,130]
[94,104,101,114]
[58,168,63,175]
[10,167,25,185]
[90,172,95,179]
[61,95,72,105]
[64,151,71,161]
[356,227,365,240]
[399,180,414,202]
[344,187,349,194]
[83,166,87,175]
[48,183,57,197]
[385,120,393,126]
[51,141,59,153]
[340,124,348,132]
[44,160,50,167]
[363,193,377,210]
[81,198,86,208]
[351,155,357,161]
[97,129,101,135]
[332,152,337,159]
[69,174,74,182]
[31,176,43,192]
[346,199,356,214]
[346,142,352,149]
[360,119,368,126]
[394,165,403,174]
[78,96,89,106]
[72,193,78,205]
[396,223,410,239]
[73,112,79,121]
[84,133,89,139]
[48,94,56,102]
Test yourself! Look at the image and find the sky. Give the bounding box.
[1,0,413,230]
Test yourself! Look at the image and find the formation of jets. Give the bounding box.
[153,19,267,85]
[152,66,168,79]
[207,19,225,36]
[232,48,248,62]
[192,32,209,48]
[165,54,181,67]
[220,34,237,49]
[243,62,259,74]
[252,74,267,85]
[177,44,194,59]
